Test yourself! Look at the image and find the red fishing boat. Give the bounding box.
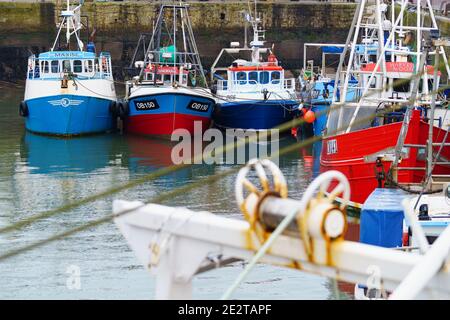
[321,110,450,210]
[319,0,450,212]
[121,4,215,137]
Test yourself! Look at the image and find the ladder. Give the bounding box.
[390,46,430,182]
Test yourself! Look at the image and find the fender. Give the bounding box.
[19,101,29,117]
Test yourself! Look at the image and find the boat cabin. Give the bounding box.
[219,63,295,93]
[27,51,112,80]
[360,61,440,100]
[142,65,189,86]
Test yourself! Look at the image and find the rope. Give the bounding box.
[0,93,433,262]
[2,65,446,236]
[0,111,309,234]
[0,134,322,262]
[220,200,301,300]
[0,60,447,262]
[71,77,117,99]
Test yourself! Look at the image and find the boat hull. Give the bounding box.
[213,100,297,130]
[320,110,450,207]
[311,103,329,136]
[24,94,115,136]
[125,91,215,136]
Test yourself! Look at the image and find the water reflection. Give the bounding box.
[0,87,353,299]
[20,132,118,174]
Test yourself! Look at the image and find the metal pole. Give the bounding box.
[330,0,363,106]
[345,0,409,133]
[427,46,440,183]
[389,224,450,300]
[425,0,450,81]
[416,0,421,73]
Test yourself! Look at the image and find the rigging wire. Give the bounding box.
[0,96,441,262]
[1,62,448,237]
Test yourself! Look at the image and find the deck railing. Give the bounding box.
[217,78,296,92]
[26,54,113,81]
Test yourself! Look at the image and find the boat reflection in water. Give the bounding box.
[20,132,117,174]
[120,135,218,191]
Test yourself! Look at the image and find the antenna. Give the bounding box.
[51,0,85,51]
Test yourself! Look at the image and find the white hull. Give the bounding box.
[25,78,116,102]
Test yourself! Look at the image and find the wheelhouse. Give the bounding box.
[27,51,113,80]
[142,65,189,86]
[219,65,295,92]
[359,61,440,99]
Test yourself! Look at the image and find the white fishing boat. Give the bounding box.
[21,0,117,136]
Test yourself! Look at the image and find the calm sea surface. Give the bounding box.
[0,85,351,299]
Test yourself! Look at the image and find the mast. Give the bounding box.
[136,4,209,88]
[51,0,84,51]
[245,1,265,64]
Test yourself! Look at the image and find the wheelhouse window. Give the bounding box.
[51,61,60,73]
[419,79,434,92]
[392,78,410,92]
[41,61,49,73]
[271,71,281,84]
[62,60,71,73]
[236,72,247,84]
[368,76,377,89]
[84,60,93,73]
[163,74,172,85]
[260,71,269,84]
[145,73,153,81]
[73,60,82,73]
[249,71,258,84]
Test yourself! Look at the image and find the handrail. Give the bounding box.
[217,78,296,92]
[27,54,113,80]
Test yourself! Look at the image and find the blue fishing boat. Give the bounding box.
[211,3,298,130]
[299,43,359,137]
[20,0,117,136]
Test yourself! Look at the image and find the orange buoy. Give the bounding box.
[304,110,316,123]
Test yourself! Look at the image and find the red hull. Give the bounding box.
[125,113,211,136]
[321,110,450,206]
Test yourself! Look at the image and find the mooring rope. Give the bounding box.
[0,64,448,263]
[0,100,431,262]
[1,64,446,236]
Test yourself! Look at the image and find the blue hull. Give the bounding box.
[213,100,297,130]
[25,94,114,135]
[311,103,329,136]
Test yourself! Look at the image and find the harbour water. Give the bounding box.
[0,85,353,300]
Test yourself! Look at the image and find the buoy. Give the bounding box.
[304,110,315,123]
